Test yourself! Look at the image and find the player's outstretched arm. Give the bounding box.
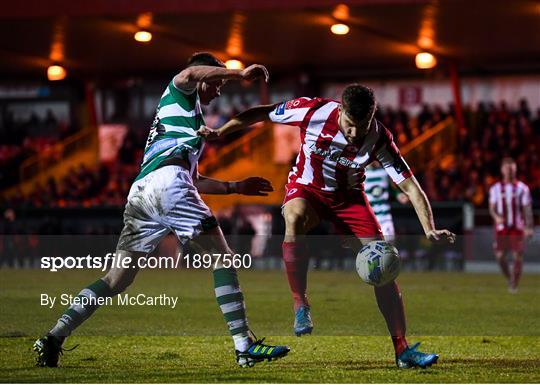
[198,104,275,140]
[194,175,274,196]
[398,176,456,243]
[390,180,410,205]
[174,64,269,90]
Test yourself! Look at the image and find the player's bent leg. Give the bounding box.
[333,193,429,367]
[282,198,320,336]
[101,250,144,294]
[192,226,290,367]
[355,235,437,368]
[283,197,320,242]
[373,278,438,368]
[373,281,407,356]
[34,250,145,367]
[192,226,252,355]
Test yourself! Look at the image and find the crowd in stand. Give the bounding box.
[415,100,540,206]
[0,109,78,189]
[2,100,539,210]
[375,103,450,147]
[1,99,538,270]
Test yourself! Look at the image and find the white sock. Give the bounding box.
[233,333,251,352]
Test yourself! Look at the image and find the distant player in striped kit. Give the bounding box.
[199,84,455,369]
[489,157,533,293]
[33,53,289,368]
[364,162,409,242]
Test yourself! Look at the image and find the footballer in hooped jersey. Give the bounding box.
[364,162,410,243]
[199,85,456,369]
[33,53,290,369]
[489,157,533,293]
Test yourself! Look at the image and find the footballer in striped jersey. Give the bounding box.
[489,157,533,293]
[34,53,289,368]
[200,84,455,369]
[364,162,409,242]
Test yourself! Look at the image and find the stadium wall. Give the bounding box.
[323,75,540,114]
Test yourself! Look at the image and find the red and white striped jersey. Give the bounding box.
[269,97,412,191]
[489,181,531,231]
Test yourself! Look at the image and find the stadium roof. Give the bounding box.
[1,0,539,79]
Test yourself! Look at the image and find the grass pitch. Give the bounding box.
[0,269,539,383]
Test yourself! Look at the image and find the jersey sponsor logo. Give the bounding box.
[328,149,342,161]
[275,102,286,115]
[309,144,361,168]
[319,133,335,140]
[143,137,178,163]
[286,187,298,196]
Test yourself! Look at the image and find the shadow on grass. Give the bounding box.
[444,358,540,369]
[0,331,28,337]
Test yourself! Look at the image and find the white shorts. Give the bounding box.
[117,165,217,253]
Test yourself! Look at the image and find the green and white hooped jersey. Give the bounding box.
[364,167,393,224]
[136,80,205,181]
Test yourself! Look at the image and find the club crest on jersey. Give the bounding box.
[285,99,302,109]
[275,102,286,115]
[370,186,384,198]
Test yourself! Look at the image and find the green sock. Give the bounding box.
[213,268,251,351]
[49,279,113,339]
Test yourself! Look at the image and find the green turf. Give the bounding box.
[0,269,539,382]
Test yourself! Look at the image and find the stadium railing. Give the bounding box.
[20,127,97,181]
[199,122,271,175]
[0,127,99,199]
[401,117,456,171]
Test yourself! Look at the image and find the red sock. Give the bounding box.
[282,241,310,310]
[497,256,511,281]
[374,281,408,355]
[512,258,523,288]
[392,336,408,356]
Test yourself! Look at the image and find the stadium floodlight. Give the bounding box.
[415,52,437,69]
[225,59,245,70]
[331,23,350,35]
[47,65,67,81]
[134,30,152,43]
[332,4,350,20]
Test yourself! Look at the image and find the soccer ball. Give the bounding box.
[356,241,401,287]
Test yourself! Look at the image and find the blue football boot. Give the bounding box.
[294,305,313,336]
[396,342,439,369]
[236,335,290,368]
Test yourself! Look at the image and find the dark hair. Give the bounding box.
[187,52,225,68]
[341,84,376,122]
[501,157,516,166]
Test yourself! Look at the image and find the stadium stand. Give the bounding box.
[2,99,537,210]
